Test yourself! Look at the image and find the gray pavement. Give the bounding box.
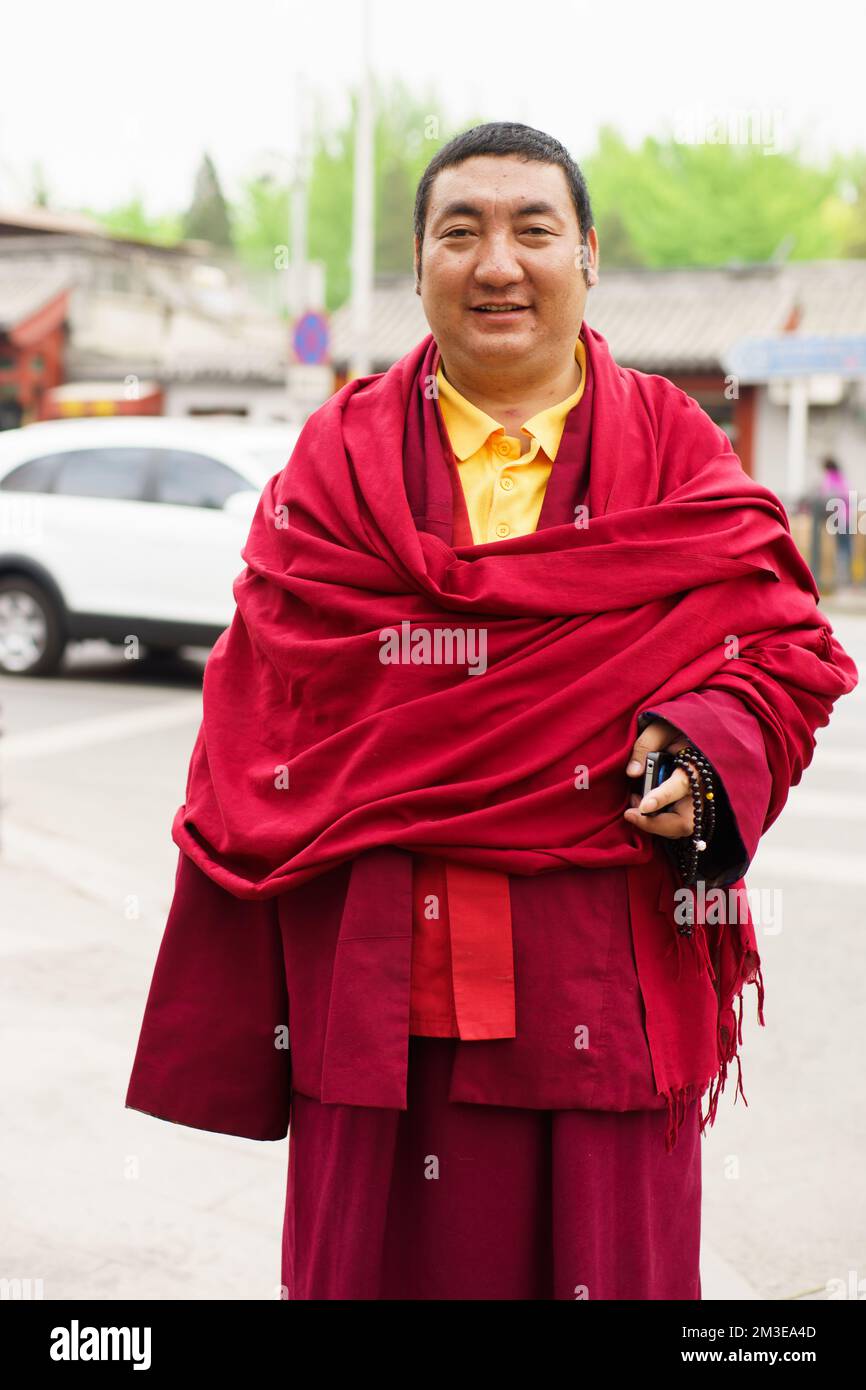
[0,614,863,1302]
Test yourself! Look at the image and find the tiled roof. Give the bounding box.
[0,260,71,331]
[0,205,110,238]
[331,274,430,366]
[330,262,866,374]
[0,250,285,382]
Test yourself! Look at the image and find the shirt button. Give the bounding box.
[500,475,514,490]
[495,522,511,537]
[494,440,511,457]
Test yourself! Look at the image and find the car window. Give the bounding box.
[52,448,153,501]
[0,453,64,492]
[153,450,250,508]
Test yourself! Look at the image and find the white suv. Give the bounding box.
[0,416,298,676]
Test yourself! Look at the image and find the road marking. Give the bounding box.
[0,698,201,760]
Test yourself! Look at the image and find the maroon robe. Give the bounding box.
[126,688,767,1140]
[283,1037,703,1300]
[124,565,768,1304]
[125,324,785,1299]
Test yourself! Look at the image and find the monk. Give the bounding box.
[126,121,858,1301]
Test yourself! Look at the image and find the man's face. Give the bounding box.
[414,155,598,373]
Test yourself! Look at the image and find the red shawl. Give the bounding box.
[173,321,858,1149]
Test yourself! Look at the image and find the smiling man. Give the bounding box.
[416,147,595,444]
[126,123,857,1302]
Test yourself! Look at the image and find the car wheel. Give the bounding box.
[0,576,66,676]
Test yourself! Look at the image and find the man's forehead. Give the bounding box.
[428,158,572,214]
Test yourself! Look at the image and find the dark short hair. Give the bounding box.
[413,121,594,278]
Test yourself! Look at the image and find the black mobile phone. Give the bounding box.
[641,751,676,815]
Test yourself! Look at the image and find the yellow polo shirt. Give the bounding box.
[435,339,587,543]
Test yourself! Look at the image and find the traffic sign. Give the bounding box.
[292,311,330,366]
[724,334,866,382]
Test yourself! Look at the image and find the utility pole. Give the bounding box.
[284,73,328,420]
[349,0,374,381]
[287,70,309,389]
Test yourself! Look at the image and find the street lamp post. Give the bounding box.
[349,0,374,381]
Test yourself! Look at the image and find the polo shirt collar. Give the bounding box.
[435,339,584,462]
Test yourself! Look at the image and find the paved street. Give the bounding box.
[1,614,863,1301]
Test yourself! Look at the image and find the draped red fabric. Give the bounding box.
[172,320,858,1149]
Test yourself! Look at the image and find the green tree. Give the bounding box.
[583,125,844,267]
[306,95,355,311]
[81,195,184,245]
[822,151,866,258]
[304,80,483,308]
[232,175,292,272]
[183,152,233,248]
[77,110,866,291]
[30,161,51,208]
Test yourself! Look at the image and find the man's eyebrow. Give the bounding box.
[432,198,564,222]
[513,201,562,218]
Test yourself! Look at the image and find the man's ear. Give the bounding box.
[585,226,600,288]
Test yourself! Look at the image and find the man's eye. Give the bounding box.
[523,227,552,236]
[444,228,473,237]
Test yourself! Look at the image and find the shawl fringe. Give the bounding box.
[663,932,766,1153]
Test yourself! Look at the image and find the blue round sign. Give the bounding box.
[293,311,330,366]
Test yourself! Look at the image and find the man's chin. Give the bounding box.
[465,321,535,353]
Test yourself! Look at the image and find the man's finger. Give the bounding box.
[624,801,694,838]
[638,766,691,814]
[625,719,678,775]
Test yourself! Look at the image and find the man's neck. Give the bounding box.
[439,347,582,441]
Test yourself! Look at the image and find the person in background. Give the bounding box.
[821,455,854,589]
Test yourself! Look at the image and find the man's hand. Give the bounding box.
[623,718,700,840]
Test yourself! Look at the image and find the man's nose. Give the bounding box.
[472,235,525,286]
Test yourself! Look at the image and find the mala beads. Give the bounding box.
[669,743,716,884]
[645,743,718,939]
[638,741,719,936]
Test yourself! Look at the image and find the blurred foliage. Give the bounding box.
[77,95,866,307]
[232,178,291,271]
[583,125,854,266]
[81,195,184,245]
[822,150,866,258]
[30,161,51,208]
[182,153,233,247]
[302,79,483,308]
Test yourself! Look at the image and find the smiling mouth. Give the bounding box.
[470,304,530,316]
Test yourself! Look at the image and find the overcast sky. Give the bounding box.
[2,0,865,215]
